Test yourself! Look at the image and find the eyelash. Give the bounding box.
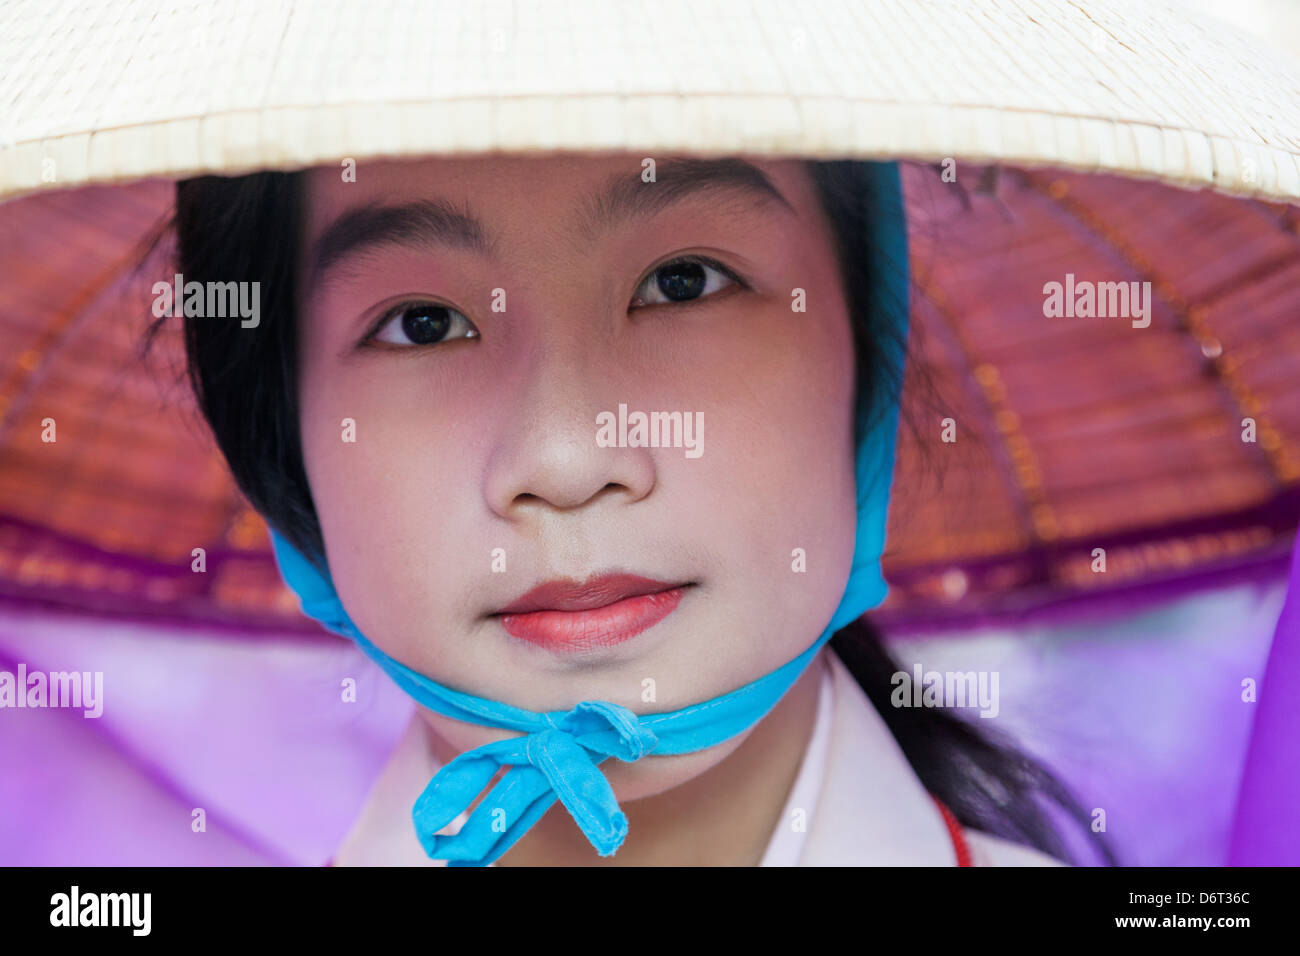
[358,254,748,349]
[629,254,749,309]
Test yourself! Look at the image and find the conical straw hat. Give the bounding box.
[1,0,1298,202]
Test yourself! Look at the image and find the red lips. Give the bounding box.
[495,574,689,652]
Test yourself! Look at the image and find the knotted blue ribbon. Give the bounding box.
[271,161,909,866]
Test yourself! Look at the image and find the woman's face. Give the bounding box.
[296,153,859,793]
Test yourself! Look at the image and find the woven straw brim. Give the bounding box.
[1,0,1298,204]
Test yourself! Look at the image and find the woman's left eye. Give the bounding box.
[630,256,744,308]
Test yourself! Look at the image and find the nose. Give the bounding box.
[483,342,656,520]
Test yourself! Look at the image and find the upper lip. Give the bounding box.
[494,574,688,615]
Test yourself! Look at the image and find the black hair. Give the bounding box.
[156,160,1116,866]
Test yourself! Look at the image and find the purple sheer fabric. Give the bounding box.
[0,559,1291,866]
[1229,535,1300,865]
[0,605,411,865]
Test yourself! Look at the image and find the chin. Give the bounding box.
[601,735,752,802]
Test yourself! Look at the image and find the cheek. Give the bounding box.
[746,329,857,631]
[296,357,491,663]
[663,295,858,651]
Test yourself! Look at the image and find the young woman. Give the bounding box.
[164,153,1113,867]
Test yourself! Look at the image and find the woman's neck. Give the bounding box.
[423,650,827,867]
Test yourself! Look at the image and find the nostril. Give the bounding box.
[592,482,637,503]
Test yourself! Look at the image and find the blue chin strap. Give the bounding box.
[270,161,909,866]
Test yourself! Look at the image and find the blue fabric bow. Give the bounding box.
[270,161,909,866]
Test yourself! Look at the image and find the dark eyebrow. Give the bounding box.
[578,157,796,243]
[307,158,793,287]
[307,198,496,287]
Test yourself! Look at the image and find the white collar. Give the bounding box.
[757,649,833,865]
[333,647,959,866]
[800,647,959,865]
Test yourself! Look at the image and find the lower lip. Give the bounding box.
[498,587,687,652]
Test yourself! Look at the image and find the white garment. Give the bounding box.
[331,647,1064,866]
[757,649,834,866]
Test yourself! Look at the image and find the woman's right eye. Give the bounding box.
[369,302,480,347]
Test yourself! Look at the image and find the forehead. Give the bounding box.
[299,153,816,261]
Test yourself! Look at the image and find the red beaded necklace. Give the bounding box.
[931,795,974,867]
